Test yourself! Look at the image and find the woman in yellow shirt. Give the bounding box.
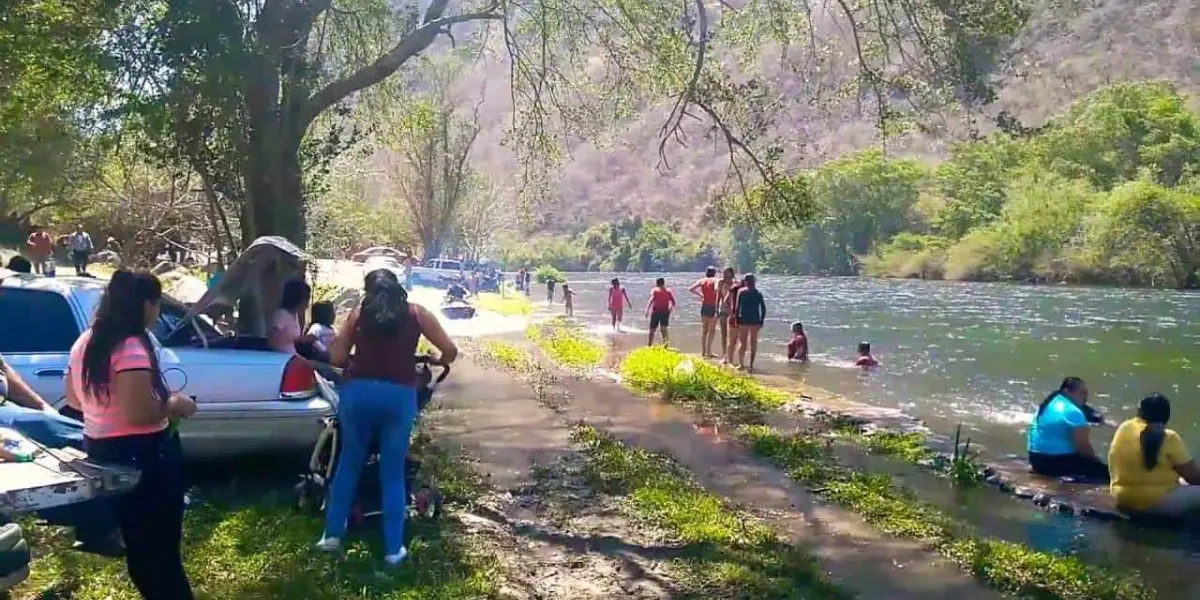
[1108,394,1200,517]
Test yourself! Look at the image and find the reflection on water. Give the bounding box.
[555,273,1200,454]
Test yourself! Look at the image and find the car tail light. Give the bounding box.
[280,356,316,398]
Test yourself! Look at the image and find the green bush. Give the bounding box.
[533,265,565,284]
[620,346,788,423]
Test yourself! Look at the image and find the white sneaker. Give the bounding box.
[315,536,342,552]
[383,546,409,566]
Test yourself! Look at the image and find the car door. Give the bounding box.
[0,289,82,406]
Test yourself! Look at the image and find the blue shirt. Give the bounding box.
[1027,394,1088,455]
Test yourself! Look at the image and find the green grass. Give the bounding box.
[12,441,501,600]
[526,317,604,370]
[619,346,788,424]
[474,292,534,316]
[739,426,1155,600]
[478,340,537,372]
[570,424,850,600]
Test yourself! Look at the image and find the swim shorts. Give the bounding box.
[700,304,717,318]
[649,311,671,330]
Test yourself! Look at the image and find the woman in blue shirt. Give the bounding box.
[1027,377,1109,481]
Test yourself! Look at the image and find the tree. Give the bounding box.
[454,180,513,262]
[98,0,1029,246]
[379,55,484,258]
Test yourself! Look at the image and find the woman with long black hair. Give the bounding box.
[1109,394,1200,516]
[317,269,458,565]
[1026,377,1108,480]
[67,269,196,599]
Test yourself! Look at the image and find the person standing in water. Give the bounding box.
[562,283,576,317]
[607,278,633,332]
[723,275,744,365]
[689,267,720,358]
[733,274,766,371]
[645,277,676,346]
[716,268,736,360]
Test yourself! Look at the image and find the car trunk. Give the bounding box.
[1,433,138,514]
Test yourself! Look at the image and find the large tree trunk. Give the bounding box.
[242,126,306,247]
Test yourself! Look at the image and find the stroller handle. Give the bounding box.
[415,354,451,385]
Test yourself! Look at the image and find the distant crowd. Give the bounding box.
[518,266,879,373]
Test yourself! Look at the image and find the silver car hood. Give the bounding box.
[172,236,312,334]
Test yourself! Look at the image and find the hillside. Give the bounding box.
[460,0,1198,236]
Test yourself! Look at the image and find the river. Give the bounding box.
[542,272,1200,456]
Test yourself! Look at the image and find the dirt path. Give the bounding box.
[429,350,1004,600]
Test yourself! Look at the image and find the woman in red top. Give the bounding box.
[69,270,197,599]
[689,267,720,357]
[644,277,676,346]
[607,278,633,332]
[318,269,458,566]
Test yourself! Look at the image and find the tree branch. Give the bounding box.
[301,0,502,127]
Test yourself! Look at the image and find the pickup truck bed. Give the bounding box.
[1,438,138,514]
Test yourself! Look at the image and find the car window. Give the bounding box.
[152,300,221,347]
[0,289,80,353]
[441,260,461,271]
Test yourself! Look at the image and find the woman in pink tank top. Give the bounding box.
[607,278,633,332]
[68,269,197,600]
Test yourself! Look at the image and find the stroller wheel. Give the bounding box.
[295,479,320,513]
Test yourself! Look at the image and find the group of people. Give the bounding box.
[0,263,460,598]
[21,224,95,276]
[1027,378,1200,517]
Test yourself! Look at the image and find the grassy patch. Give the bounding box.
[474,292,533,316]
[619,346,787,424]
[841,427,932,464]
[526,317,604,370]
[13,441,501,600]
[570,424,849,600]
[478,340,537,372]
[739,426,1155,600]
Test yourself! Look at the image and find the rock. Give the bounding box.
[1014,487,1036,499]
[1050,502,1074,514]
[1032,492,1051,507]
[999,481,1015,493]
[151,260,180,275]
[93,250,121,266]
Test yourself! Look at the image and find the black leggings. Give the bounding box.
[85,430,194,600]
[1029,452,1110,482]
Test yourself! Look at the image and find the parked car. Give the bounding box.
[0,237,335,461]
[361,255,404,276]
[0,519,29,593]
[351,246,406,264]
[410,258,465,287]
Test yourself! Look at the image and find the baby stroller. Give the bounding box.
[297,355,450,523]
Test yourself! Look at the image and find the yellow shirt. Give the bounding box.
[1108,418,1191,511]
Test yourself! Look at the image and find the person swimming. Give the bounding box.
[787,322,808,362]
[1027,377,1109,482]
[854,341,878,368]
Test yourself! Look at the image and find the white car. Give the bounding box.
[0,237,334,461]
[410,258,465,287]
[362,255,404,276]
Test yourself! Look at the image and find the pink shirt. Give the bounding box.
[269,309,302,354]
[68,330,168,439]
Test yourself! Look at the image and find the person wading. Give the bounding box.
[733,274,766,372]
[723,275,745,365]
[317,269,458,565]
[607,278,633,332]
[716,267,736,360]
[689,267,720,358]
[645,277,676,346]
[68,270,197,599]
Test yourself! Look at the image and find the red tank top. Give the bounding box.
[698,278,718,305]
[346,304,422,386]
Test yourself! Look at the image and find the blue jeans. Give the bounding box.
[323,378,418,555]
[0,403,118,545]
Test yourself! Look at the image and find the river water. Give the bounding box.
[544,273,1200,455]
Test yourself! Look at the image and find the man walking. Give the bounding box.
[25,225,53,275]
[67,224,93,276]
[689,267,721,358]
[645,277,676,346]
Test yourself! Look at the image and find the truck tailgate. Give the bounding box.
[1,445,139,514]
